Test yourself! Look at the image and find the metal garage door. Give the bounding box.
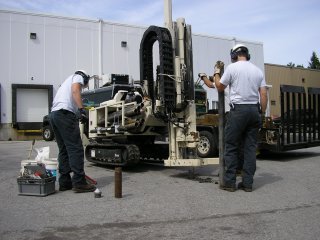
[12,84,53,130]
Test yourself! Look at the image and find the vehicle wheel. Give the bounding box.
[42,126,54,141]
[197,130,218,158]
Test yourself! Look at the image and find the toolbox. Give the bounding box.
[17,176,56,196]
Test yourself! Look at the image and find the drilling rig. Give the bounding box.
[83,0,219,167]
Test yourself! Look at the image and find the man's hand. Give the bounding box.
[213,61,224,76]
[198,73,207,80]
[259,112,266,130]
[78,108,88,124]
[198,73,215,88]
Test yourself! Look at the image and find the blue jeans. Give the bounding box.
[49,110,86,186]
[224,104,260,187]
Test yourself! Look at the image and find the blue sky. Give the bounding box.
[0,0,319,67]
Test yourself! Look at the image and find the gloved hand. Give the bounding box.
[213,61,224,76]
[198,73,207,80]
[259,112,266,130]
[78,108,88,124]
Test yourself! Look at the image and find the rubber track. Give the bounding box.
[85,143,140,166]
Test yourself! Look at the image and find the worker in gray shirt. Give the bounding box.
[50,70,96,193]
[213,44,268,192]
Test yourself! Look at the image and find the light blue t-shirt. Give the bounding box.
[220,61,266,105]
[51,74,84,113]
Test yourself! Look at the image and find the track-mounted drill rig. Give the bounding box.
[83,3,218,167]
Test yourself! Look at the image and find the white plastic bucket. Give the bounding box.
[20,160,38,173]
[42,158,58,178]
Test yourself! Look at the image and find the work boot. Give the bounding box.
[219,184,236,192]
[72,183,96,193]
[237,182,253,192]
[59,185,73,191]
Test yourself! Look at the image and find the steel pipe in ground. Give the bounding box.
[115,167,122,198]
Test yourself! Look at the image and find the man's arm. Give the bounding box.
[259,87,268,113]
[200,75,215,88]
[213,74,226,92]
[71,83,84,109]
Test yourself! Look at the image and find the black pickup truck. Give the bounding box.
[42,115,54,141]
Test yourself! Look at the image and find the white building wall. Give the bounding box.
[0,12,11,125]
[0,9,264,139]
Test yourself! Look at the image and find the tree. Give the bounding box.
[287,62,295,67]
[287,62,304,68]
[308,51,320,69]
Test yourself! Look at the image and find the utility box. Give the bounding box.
[17,176,56,196]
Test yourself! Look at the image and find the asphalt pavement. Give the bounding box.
[1,140,320,240]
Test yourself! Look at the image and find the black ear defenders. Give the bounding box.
[75,71,90,85]
[230,50,238,61]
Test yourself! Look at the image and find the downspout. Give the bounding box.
[98,19,103,87]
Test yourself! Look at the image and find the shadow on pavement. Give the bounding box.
[257,150,320,162]
[88,161,166,173]
[169,165,219,183]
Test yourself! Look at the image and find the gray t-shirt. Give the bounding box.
[220,61,266,104]
[51,74,84,113]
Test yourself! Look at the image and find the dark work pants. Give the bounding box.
[224,104,260,187]
[49,110,86,186]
